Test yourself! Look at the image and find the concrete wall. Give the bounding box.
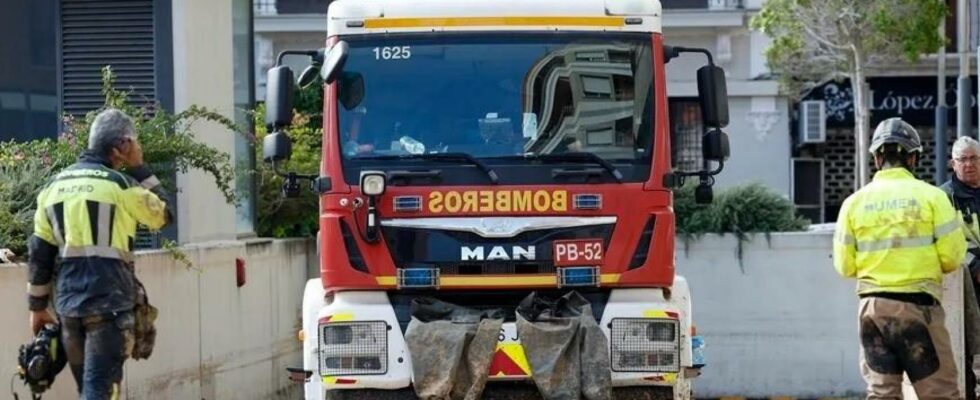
[3,232,970,398]
[1,239,316,400]
[677,232,965,398]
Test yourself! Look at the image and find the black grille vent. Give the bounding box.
[60,0,156,116]
[628,216,656,270]
[340,220,369,273]
[438,263,557,275]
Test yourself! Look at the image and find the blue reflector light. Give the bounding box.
[397,268,439,288]
[393,196,422,212]
[692,335,706,368]
[573,194,602,210]
[558,266,599,287]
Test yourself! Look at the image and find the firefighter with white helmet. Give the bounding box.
[833,117,966,398]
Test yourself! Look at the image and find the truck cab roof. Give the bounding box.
[327,0,662,35]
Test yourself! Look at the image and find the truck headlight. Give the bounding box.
[319,321,388,375]
[360,171,386,196]
[322,325,353,345]
[611,318,680,372]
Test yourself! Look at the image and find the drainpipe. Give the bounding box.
[957,0,971,139]
[936,15,948,184]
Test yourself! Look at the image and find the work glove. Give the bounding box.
[969,213,980,242]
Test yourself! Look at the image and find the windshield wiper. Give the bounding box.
[493,152,623,183]
[352,152,499,184]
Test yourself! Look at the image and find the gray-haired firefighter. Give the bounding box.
[939,135,980,398]
[833,117,966,399]
[27,108,171,399]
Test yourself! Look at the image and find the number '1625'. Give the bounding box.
[373,46,411,60]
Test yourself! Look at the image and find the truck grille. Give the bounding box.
[437,262,556,275]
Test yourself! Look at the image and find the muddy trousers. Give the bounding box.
[858,296,960,400]
[61,311,135,400]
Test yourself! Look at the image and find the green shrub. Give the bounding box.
[674,182,809,237]
[0,159,56,255]
[674,182,808,269]
[674,183,722,237]
[254,105,322,238]
[715,183,809,234]
[0,66,241,257]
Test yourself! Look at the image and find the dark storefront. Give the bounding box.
[797,76,979,222]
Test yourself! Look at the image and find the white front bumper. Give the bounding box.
[301,280,698,399]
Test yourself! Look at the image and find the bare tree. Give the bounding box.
[752,0,945,187]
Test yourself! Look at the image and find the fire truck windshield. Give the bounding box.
[337,33,655,167]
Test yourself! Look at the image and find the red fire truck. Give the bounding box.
[263,0,731,398]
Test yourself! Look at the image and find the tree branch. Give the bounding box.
[801,24,850,51]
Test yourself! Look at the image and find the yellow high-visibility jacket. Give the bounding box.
[27,151,171,317]
[833,167,966,301]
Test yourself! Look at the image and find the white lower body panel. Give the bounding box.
[301,277,698,400]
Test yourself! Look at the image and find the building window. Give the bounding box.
[235,0,257,236]
[669,99,703,173]
[662,0,709,8]
[581,75,613,100]
[0,1,57,141]
[254,0,278,16]
[661,0,743,10]
[274,0,331,14]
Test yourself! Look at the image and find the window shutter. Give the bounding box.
[60,0,156,116]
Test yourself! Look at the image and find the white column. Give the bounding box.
[172,0,238,243]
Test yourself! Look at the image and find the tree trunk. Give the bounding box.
[851,51,871,189]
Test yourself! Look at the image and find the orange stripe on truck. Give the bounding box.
[364,16,626,29]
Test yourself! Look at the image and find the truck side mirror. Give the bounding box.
[702,129,730,162]
[697,65,729,128]
[265,66,295,131]
[263,131,293,164]
[297,65,320,89]
[320,41,350,85]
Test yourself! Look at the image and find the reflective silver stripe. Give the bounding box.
[966,251,976,266]
[45,206,64,246]
[836,233,855,245]
[141,175,161,190]
[97,202,112,247]
[61,246,133,263]
[855,236,933,252]
[27,283,51,296]
[934,219,960,237]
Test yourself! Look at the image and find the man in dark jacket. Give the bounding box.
[940,135,980,399]
[27,108,172,399]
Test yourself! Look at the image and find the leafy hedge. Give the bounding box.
[675,182,809,237]
[0,159,55,254]
[0,67,242,256]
